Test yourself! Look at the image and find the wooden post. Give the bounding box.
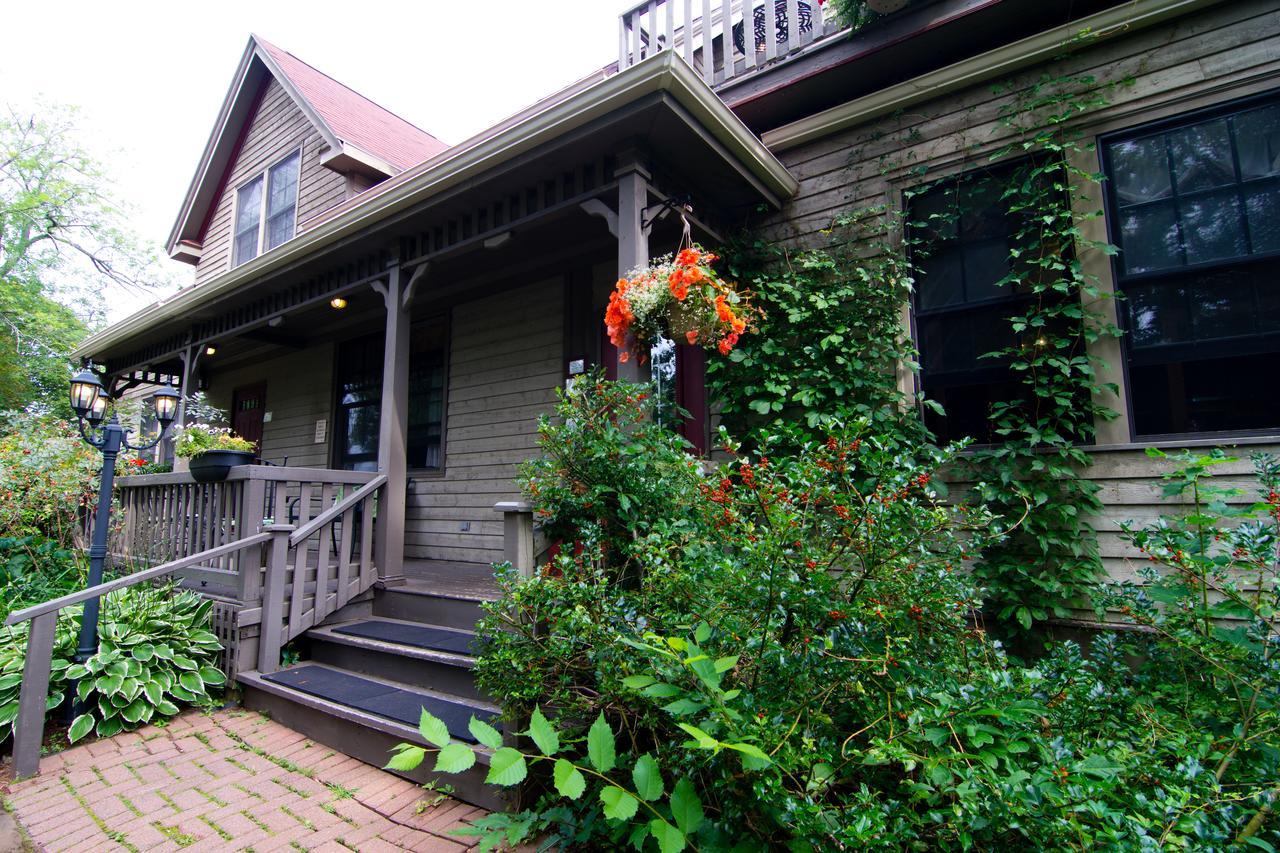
[373,262,417,587]
[238,477,268,604]
[615,149,651,384]
[494,502,536,579]
[257,524,293,674]
[13,612,56,779]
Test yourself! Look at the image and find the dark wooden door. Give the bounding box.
[231,383,267,454]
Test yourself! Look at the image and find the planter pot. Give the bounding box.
[186,450,255,483]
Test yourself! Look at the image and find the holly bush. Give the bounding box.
[0,411,101,544]
[387,380,1280,850]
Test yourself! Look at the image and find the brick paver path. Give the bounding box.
[5,708,487,851]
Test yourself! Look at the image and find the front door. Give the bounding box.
[231,383,267,455]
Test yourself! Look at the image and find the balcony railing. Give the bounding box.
[618,0,842,86]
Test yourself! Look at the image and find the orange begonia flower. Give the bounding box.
[676,247,701,267]
[685,330,699,345]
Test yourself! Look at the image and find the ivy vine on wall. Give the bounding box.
[712,35,1134,630]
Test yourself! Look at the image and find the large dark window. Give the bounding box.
[334,320,447,472]
[909,166,1037,444]
[1103,95,1280,436]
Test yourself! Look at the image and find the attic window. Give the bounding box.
[233,150,301,267]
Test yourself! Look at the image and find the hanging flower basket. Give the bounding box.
[605,245,760,364]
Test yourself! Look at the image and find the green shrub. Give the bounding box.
[0,411,101,544]
[389,382,1280,850]
[0,582,225,745]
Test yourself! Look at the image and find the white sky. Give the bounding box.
[0,1,621,321]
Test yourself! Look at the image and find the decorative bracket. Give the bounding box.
[580,199,620,237]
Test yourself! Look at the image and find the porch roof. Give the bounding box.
[76,51,798,367]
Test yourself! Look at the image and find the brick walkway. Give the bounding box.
[4,709,487,852]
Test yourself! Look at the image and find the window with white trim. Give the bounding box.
[232,151,301,267]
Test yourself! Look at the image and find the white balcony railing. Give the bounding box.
[618,0,842,86]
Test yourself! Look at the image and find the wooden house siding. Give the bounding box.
[405,277,565,564]
[750,0,1280,593]
[195,77,347,286]
[204,344,335,469]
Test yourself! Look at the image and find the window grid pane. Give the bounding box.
[233,177,263,266]
[1105,94,1280,436]
[265,153,299,250]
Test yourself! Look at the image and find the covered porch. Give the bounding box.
[75,50,796,664]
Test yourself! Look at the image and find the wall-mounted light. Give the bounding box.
[330,297,348,310]
[205,344,218,356]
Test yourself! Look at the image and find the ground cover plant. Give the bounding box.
[389,379,1280,850]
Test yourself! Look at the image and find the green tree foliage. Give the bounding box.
[1,106,170,414]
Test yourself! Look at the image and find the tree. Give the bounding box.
[0,105,171,414]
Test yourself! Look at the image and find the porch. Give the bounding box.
[23,51,797,803]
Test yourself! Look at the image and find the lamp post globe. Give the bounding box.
[153,384,181,425]
[69,368,103,420]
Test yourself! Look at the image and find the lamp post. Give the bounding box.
[68,368,180,674]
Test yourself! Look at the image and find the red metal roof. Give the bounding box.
[255,36,448,172]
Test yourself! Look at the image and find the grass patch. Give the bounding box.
[280,805,315,831]
[241,810,273,835]
[117,794,143,818]
[60,777,138,853]
[194,788,227,808]
[152,822,195,847]
[197,814,233,842]
[270,778,312,799]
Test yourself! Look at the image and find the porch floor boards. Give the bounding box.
[401,559,501,601]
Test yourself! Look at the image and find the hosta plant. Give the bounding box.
[65,582,226,741]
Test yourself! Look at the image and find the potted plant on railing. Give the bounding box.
[174,423,256,483]
[605,244,760,363]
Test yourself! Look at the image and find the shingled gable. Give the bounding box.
[166,34,448,264]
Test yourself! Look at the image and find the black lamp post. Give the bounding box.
[68,368,180,674]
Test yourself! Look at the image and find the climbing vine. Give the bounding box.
[713,36,1132,630]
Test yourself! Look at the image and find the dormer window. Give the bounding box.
[233,151,301,266]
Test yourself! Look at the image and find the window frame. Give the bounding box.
[1098,88,1280,442]
[230,148,302,269]
[329,317,450,475]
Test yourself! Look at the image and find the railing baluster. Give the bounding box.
[359,492,376,589]
[802,0,817,45]
[313,483,336,627]
[682,0,694,65]
[336,506,354,610]
[12,611,56,779]
[258,525,293,674]
[630,7,642,69]
[619,11,630,69]
[765,0,778,62]
[701,0,714,82]
[289,482,312,633]
[664,0,674,55]
[785,0,800,53]
[722,0,735,80]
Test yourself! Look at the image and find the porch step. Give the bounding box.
[306,617,485,701]
[238,663,506,810]
[375,579,494,631]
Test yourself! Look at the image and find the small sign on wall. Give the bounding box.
[314,419,327,444]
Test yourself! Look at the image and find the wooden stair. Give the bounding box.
[237,560,507,810]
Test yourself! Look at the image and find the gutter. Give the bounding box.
[761,0,1227,152]
[76,51,796,360]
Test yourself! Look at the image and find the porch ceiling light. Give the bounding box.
[205,344,218,356]
[69,368,104,420]
[329,296,348,309]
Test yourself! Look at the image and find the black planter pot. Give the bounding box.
[187,450,255,483]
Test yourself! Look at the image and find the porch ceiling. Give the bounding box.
[78,52,798,375]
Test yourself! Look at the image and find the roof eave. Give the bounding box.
[76,51,797,361]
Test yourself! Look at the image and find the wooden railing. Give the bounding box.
[5,471,387,779]
[256,475,386,673]
[618,0,842,86]
[113,466,378,594]
[4,534,272,778]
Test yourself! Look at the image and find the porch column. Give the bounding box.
[615,149,651,383]
[373,262,415,586]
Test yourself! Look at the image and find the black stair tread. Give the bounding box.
[331,619,478,656]
[261,664,498,742]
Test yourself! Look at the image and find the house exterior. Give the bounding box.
[63,0,1280,803]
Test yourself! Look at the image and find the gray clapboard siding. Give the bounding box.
[405,277,564,565]
[205,344,335,469]
[762,0,1280,246]
[195,77,347,285]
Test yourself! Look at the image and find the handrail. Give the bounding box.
[289,475,386,546]
[5,532,273,627]
[116,466,378,487]
[6,531,276,780]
